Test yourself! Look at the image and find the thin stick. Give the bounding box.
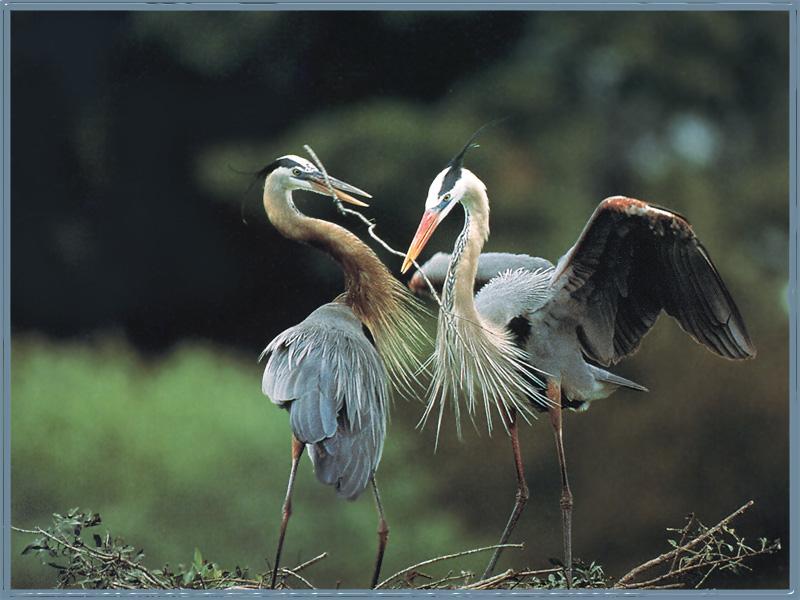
[615,500,755,586]
[418,566,573,590]
[694,563,718,589]
[374,543,524,589]
[669,514,694,572]
[416,570,464,589]
[463,568,515,589]
[11,526,166,588]
[303,145,442,306]
[515,567,563,577]
[619,546,776,590]
[277,566,315,589]
[290,552,327,573]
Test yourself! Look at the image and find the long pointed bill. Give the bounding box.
[401,209,444,274]
[308,174,372,207]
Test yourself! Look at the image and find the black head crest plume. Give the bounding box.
[224,163,265,225]
[227,160,286,225]
[448,118,509,169]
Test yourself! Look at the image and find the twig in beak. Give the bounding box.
[302,144,443,307]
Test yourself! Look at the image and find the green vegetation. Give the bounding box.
[11,336,473,589]
[14,503,779,589]
[11,334,788,588]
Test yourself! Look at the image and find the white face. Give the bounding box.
[401,166,485,273]
[424,166,484,213]
[274,155,318,191]
[264,154,372,206]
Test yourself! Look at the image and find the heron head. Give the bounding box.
[401,136,487,274]
[260,155,371,206]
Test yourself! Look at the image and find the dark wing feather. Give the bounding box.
[261,302,389,499]
[547,196,756,365]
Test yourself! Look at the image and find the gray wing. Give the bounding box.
[543,196,756,366]
[261,302,389,500]
[309,410,384,500]
[474,267,555,335]
[409,251,553,296]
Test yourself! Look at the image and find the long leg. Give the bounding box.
[481,407,529,580]
[271,436,305,590]
[548,380,573,588]
[369,476,389,589]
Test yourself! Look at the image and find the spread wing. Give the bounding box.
[261,302,389,499]
[544,196,756,366]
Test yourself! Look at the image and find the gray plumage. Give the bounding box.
[261,302,388,500]
[405,140,757,584]
[412,196,755,411]
[409,251,553,296]
[260,155,405,589]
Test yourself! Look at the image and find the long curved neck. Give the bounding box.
[262,175,389,317]
[442,187,490,322]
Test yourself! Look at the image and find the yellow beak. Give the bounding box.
[309,181,370,206]
[401,209,443,274]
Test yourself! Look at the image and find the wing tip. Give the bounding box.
[736,341,758,361]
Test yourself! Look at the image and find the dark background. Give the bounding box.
[11,10,789,589]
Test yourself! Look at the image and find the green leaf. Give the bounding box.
[21,543,46,555]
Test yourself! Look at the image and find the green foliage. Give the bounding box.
[16,505,778,590]
[615,502,782,589]
[11,336,472,589]
[18,508,153,589]
[15,508,263,589]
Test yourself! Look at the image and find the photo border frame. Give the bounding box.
[0,1,796,597]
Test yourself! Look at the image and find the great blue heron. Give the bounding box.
[257,154,425,589]
[401,136,755,585]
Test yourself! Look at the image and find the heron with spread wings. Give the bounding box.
[257,154,425,588]
[401,134,755,585]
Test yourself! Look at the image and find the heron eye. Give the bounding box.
[443,193,451,201]
[291,168,301,176]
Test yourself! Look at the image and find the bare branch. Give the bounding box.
[290,552,327,573]
[621,546,778,590]
[374,543,524,589]
[615,500,754,586]
[276,566,315,589]
[461,568,516,590]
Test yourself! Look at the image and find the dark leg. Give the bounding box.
[548,380,573,588]
[271,436,305,590]
[481,407,529,580]
[369,477,389,589]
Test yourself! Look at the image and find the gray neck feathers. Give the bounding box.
[443,210,471,312]
[441,190,488,322]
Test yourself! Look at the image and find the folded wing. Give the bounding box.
[261,302,389,499]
